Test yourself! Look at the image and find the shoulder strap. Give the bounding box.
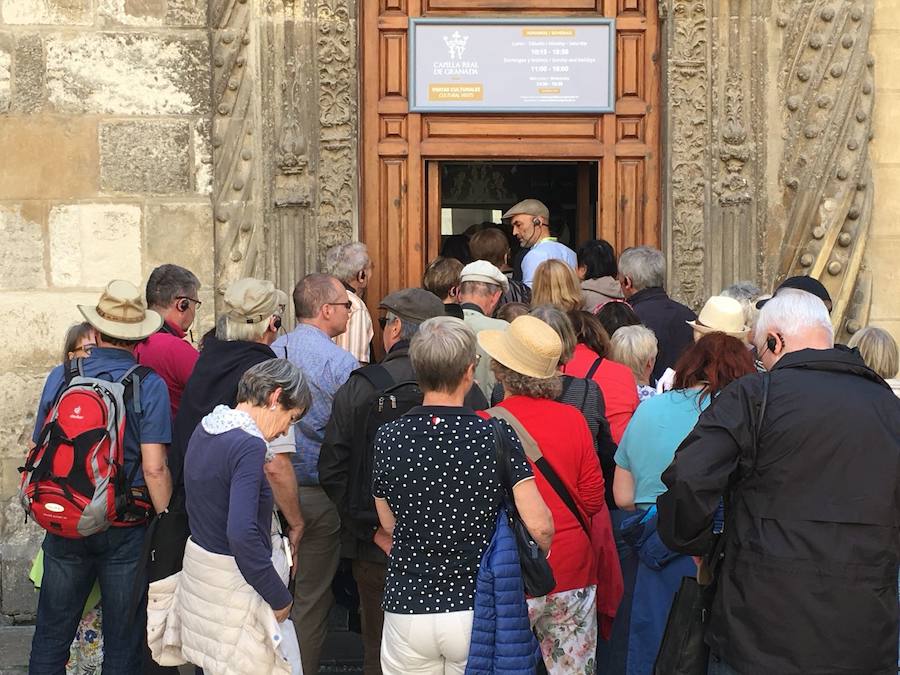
[355,364,396,392]
[585,357,603,380]
[486,406,541,462]
[487,406,590,537]
[120,365,154,416]
[64,358,84,385]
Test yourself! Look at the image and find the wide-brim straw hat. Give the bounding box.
[687,295,749,339]
[78,280,162,340]
[477,315,562,379]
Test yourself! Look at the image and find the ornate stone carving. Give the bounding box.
[209,0,264,304]
[774,0,874,340]
[664,0,710,309]
[315,0,357,264]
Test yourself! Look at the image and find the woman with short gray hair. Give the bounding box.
[373,316,553,674]
[148,358,309,674]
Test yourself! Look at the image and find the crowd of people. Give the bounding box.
[20,197,900,675]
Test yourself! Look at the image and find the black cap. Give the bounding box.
[379,288,444,323]
[756,275,833,310]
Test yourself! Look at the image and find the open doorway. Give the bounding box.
[426,160,599,266]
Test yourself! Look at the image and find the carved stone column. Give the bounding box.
[662,0,874,339]
[211,0,358,312]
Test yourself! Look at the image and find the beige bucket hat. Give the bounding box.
[224,278,288,324]
[477,315,562,379]
[78,280,163,340]
[688,295,750,339]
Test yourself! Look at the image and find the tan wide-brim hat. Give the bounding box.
[687,295,749,339]
[78,280,162,340]
[477,315,562,379]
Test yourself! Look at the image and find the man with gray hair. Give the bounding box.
[657,289,900,674]
[326,242,375,364]
[457,260,510,398]
[273,272,358,675]
[618,245,696,384]
[319,288,486,675]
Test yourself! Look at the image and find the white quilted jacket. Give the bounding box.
[147,537,292,675]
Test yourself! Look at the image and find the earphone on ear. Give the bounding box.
[272,316,282,331]
[766,336,777,353]
[176,298,190,312]
[532,217,541,227]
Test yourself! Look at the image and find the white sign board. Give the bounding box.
[409,18,616,113]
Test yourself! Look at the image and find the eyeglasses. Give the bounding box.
[74,343,96,356]
[325,301,353,311]
[176,296,202,308]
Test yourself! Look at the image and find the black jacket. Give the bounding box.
[318,341,487,563]
[170,335,275,482]
[658,348,900,673]
[628,286,696,384]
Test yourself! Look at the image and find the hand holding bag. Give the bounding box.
[487,417,556,598]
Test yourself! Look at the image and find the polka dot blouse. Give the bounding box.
[373,405,533,614]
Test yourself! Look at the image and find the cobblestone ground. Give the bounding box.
[0,625,364,675]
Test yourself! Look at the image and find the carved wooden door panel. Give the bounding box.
[361,0,659,308]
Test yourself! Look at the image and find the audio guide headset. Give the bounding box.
[766,333,784,353]
[176,297,191,312]
[272,315,283,331]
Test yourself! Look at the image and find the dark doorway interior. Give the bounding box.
[437,160,599,260]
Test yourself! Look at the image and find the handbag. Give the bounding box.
[653,373,770,675]
[488,417,556,598]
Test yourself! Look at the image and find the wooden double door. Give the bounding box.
[360,0,660,307]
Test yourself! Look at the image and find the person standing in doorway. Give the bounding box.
[504,198,576,288]
[274,273,359,675]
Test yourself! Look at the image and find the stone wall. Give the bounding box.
[870,1,900,345]
[0,0,213,619]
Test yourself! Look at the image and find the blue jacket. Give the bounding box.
[465,511,539,675]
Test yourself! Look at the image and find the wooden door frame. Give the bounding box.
[360,0,659,318]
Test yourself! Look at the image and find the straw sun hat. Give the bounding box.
[78,280,163,340]
[477,315,562,379]
[687,295,749,340]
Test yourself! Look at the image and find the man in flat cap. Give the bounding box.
[319,289,486,675]
[503,198,577,288]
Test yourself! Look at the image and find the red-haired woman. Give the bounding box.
[608,333,755,675]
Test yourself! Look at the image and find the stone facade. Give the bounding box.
[1,0,899,622]
[0,0,215,620]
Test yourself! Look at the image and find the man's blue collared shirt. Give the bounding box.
[273,323,358,485]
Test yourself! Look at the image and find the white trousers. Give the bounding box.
[380,610,474,675]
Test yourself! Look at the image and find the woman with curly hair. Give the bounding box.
[479,315,607,674]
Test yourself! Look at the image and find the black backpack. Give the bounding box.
[347,365,423,529]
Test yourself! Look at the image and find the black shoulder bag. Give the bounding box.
[488,416,556,598]
[653,373,770,675]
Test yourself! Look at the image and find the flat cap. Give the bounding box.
[224,278,288,324]
[502,198,550,220]
[460,260,509,292]
[380,288,444,323]
[756,275,832,310]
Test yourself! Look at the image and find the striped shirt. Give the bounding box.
[333,289,373,364]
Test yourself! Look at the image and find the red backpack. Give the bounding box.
[19,358,155,538]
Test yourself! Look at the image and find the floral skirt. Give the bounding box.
[67,605,103,674]
[528,585,598,675]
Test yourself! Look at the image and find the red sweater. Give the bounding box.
[562,343,638,444]
[134,320,199,418]
[490,396,606,593]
